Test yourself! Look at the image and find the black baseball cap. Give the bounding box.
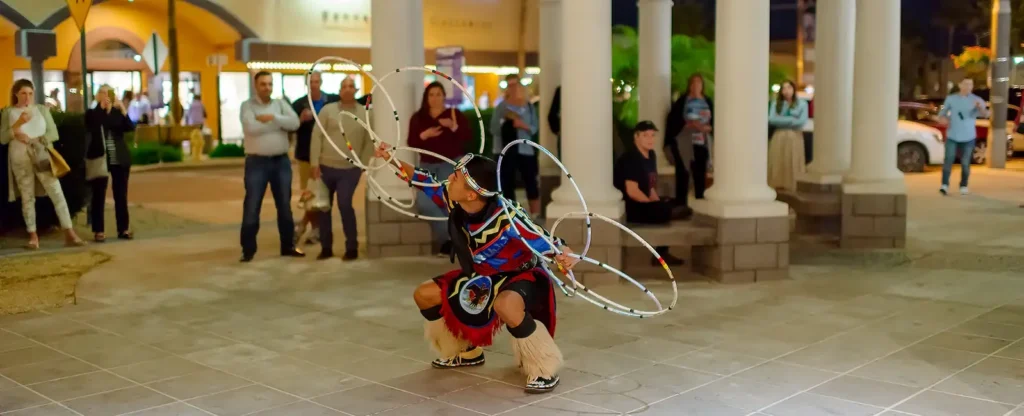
[634,120,659,133]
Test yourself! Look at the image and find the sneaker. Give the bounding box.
[525,375,560,394]
[431,347,485,369]
[939,185,949,195]
[960,186,969,195]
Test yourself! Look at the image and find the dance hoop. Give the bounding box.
[304,56,677,318]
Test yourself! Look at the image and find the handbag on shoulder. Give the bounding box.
[86,126,110,180]
[28,139,51,172]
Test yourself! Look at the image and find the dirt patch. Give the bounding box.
[0,251,111,315]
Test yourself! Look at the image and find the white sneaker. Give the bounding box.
[939,185,949,195]
[960,186,969,195]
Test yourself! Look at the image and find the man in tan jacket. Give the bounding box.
[310,76,373,260]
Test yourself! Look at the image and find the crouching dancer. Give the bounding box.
[372,143,578,394]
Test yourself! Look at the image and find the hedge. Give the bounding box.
[0,111,88,233]
[130,141,184,166]
[209,143,245,158]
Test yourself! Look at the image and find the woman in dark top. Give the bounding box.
[665,74,714,207]
[86,84,136,242]
[407,81,472,255]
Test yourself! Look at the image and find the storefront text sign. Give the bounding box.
[435,46,465,107]
[66,0,93,30]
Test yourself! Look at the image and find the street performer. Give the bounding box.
[372,143,578,394]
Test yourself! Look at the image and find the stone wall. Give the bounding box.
[782,181,842,237]
[365,199,435,257]
[691,214,790,283]
[840,193,907,249]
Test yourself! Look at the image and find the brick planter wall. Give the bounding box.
[365,199,435,258]
[690,214,790,283]
[840,193,907,249]
[782,181,843,237]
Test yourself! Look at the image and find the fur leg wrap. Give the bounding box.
[424,317,470,359]
[510,320,563,380]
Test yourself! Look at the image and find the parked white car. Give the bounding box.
[801,119,944,173]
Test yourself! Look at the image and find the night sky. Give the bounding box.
[611,0,975,56]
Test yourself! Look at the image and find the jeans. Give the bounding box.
[941,139,975,187]
[90,164,130,234]
[673,144,711,205]
[415,162,455,244]
[318,166,363,253]
[240,154,295,256]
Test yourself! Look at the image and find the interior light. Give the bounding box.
[771,84,781,93]
[133,54,142,62]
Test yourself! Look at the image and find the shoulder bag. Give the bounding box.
[86,125,110,180]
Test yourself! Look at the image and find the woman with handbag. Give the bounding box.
[1,79,84,249]
[85,84,136,242]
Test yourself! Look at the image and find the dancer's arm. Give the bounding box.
[373,142,453,212]
[508,201,565,254]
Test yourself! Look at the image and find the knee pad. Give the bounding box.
[507,312,538,339]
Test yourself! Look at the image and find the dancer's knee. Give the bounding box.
[414,281,442,309]
[494,291,526,326]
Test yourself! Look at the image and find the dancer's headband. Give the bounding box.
[454,154,499,197]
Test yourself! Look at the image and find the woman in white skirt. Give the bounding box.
[1,79,84,249]
[767,80,809,192]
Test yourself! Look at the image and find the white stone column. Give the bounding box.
[844,0,905,190]
[538,0,562,174]
[370,0,424,196]
[637,0,673,171]
[802,0,855,184]
[694,0,786,218]
[546,0,623,219]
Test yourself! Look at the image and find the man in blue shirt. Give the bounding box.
[938,77,988,195]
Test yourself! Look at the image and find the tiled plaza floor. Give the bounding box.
[2,169,1024,415]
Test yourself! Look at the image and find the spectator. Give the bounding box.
[86,84,136,242]
[938,77,987,196]
[128,90,152,125]
[239,71,304,262]
[186,94,206,128]
[614,121,685,265]
[310,76,370,261]
[490,80,541,216]
[408,81,472,256]
[548,85,562,156]
[1,79,84,249]
[121,91,133,111]
[291,72,339,243]
[46,88,63,111]
[665,74,713,206]
[767,80,809,192]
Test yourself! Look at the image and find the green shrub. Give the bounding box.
[209,143,245,158]
[130,141,184,166]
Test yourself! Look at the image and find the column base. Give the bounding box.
[365,199,435,258]
[690,210,790,284]
[780,181,842,237]
[839,181,907,249]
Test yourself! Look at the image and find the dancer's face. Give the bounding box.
[446,170,482,203]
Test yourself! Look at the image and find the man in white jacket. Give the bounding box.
[239,71,304,262]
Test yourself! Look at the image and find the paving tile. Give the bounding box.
[146,332,236,355]
[947,319,1024,341]
[146,369,252,401]
[29,370,134,402]
[0,357,99,385]
[976,305,1024,327]
[0,403,79,415]
[381,369,488,398]
[810,375,921,408]
[851,345,986,388]
[563,365,716,413]
[373,399,483,416]
[997,340,1024,360]
[121,402,212,415]
[0,347,65,370]
[733,361,839,390]
[183,344,279,370]
[230,357,369,398]
[666,349,768,376]
[762,392,884,416]
[186,384,299,416]
[73,343,169,369]
[62,386,175,416]
[248,400,347,416]
[919,331,1014,354]
[313,383,426,416]
[601,337,698,362]
[0,334,35,354]
[329,355,426,382]
[108,356,208,384]
[933,356,1024,405]
[633,390,756,415]
[895,389,1017,416]
[669,376,804,413]
[435,381,546,415]
[500,397,619,416]
[562,347,652,378]
[0,386,50,413]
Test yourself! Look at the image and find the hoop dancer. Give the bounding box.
[372,143,579,394]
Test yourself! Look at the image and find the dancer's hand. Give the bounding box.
[374,142,393,159]
[554,247,580,271]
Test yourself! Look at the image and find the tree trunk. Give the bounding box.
[169,0,182,124]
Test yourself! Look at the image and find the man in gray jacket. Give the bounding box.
[310,76,373,260]
[239,71,303,262]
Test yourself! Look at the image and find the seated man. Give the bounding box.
[615,120,688,266]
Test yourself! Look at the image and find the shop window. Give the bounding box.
[219,72,251,145]
[88,71,142,107]
[154,72,201,123]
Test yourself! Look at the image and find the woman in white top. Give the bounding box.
[1,79,85,249]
